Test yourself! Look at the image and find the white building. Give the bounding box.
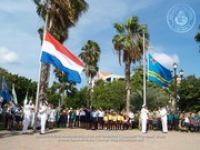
[91,71,124,87]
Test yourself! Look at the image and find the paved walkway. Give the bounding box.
[0,129,199,150]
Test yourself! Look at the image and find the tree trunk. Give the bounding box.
[171,97,176,112]
[125,61,131,113]
[38,63,50,101]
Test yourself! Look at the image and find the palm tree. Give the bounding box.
[52,69,75,106]
[112,16,149,113]
[79,40,101,107]
[34,0,88,42]
[33,0,88,101]
[131,86,170,111]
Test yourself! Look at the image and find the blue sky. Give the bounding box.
[0,0,200,89]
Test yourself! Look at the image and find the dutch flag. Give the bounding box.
[40,31,83,83]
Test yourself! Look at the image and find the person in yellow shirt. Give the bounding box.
[112,112,117,130]
[116,112,121,130]
[103,110,108,130]
[108,111,113,130]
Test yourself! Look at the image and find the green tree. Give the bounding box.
[130,66,143,91]
[33,0,89,42]
[0,67,37,105]
[179,75,200,111]
[52,69,76,106]
[79,40,101,107]
[131,86,170,111]
[112,16,149,112]
[91,79,126,111]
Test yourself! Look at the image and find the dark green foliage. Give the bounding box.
[91,79,126,111]
[0,67,37,105]
[33,0,88,43]
[178,75,200,112]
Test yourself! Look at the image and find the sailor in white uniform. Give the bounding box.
[39,100,48,134]
[27,99,35,129]
[22,99,34,134]
[160,106,168,133]
[140,105,149,133]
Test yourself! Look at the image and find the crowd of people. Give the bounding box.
[56,107,135,131]
[0,100,200,134]
[139,106,200,133]
[0,98,50,134]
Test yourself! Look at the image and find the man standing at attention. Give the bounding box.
[22,99,34,134]
[39,99,48,134]
[160,106,168,133]
[140,105,149,133]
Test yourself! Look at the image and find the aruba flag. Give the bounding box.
[40,31,83,83]
[148,54,172,87]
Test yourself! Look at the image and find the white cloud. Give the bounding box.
[151,52,179,70]
[0,47,19,64]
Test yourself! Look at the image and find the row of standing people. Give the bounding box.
[140,106,200,132]
[140,106,168,133]
[2,101,199,133]
[46,106,200,132]
[56,107,135,130]
[1,99,50,134]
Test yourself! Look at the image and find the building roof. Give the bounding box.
[93,71,124,82]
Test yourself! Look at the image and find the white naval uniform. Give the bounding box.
[140,107,149,133]
[160,108,168,133]
[22,102,34,133]
[39,102,48,134]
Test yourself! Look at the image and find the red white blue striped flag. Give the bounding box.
[40,31,83,83]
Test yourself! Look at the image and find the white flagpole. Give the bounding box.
[143,31,146,107]
[33,2,49,132]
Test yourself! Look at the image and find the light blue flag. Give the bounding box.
[1,77,11,104]
[148,54,172,87]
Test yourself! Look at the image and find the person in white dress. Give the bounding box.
[28,99,35,129]
[140,105,149,133]
[160,106,168,133]
[128,110,134,129]
[48,104,57,129]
